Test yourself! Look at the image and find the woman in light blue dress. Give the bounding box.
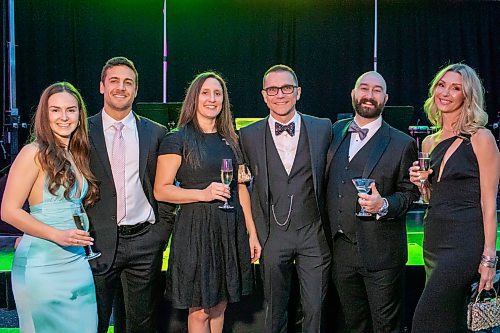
[1,82,100,333]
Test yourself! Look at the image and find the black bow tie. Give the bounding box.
[275,122,295,136]
[348,121,369,140]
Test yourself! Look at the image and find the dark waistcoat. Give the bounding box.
[327,132,381,241]
[265,124,320,231]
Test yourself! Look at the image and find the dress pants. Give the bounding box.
[332,235,404,333]
[261,220,331,333]
[93,223,166,333]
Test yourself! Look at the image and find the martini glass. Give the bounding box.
[352,178,375,217]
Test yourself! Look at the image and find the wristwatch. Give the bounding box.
[377,197,389,216]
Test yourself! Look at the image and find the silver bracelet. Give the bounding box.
[480,254,498,268]
[481,254,498,263]
[480,260,497,268]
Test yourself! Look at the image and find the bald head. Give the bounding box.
[351,71,389,122]
[354,71,387,93]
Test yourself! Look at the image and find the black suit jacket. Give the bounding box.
[87,111,175,275]
[326,118,419,270]
[239,113,332,246]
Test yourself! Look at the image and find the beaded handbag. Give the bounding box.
[467,270,500,331]
[223,137,252,184]
[237,164,252,184]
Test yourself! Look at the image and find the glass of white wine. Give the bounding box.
[219,158,234,210]
[418,152,430,184]
[414,152,430,204]
[72,202,101,260]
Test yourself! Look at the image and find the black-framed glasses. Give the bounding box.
[262,85,297,96]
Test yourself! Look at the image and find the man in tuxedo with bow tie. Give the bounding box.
[325,71,419,332]
[239,64,332,332]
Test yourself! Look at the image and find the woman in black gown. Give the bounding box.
[409,63,499,332]
[154,72,261,333]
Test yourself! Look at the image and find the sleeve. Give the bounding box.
[158,130,183,156]
[384,136,420,219]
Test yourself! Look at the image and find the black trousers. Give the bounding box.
[261,221,331,333]
[332,236,404,333]
[93,223,166,333]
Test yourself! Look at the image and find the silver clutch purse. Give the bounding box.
[467,270,500,331]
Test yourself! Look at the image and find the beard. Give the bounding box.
[352,97,385,119]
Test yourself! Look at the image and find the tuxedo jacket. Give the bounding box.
[239,113,332,246]
[326,118,419,270]
[86,111,175,275]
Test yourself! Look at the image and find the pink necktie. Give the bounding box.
[111,122,126,223]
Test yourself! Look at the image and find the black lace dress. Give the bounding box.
[160,129,253,309]
[412,135,484,332]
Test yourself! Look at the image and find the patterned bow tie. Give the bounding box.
[275,122,295,136]
[348,121,369,140]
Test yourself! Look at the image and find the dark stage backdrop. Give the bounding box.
[1,0,499,149]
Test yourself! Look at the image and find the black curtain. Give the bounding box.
[1,0,499,146]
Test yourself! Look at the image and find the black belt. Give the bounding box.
[118,222,150,236]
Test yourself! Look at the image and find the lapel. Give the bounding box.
[242,116,273,205]
[300,114,320,196]
[135,113,149,182]
[89,112,113,181]
[361,121,391,178]
[326,119,351,173]
[254,117,269,204]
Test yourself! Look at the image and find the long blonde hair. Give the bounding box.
[424,63,488,135]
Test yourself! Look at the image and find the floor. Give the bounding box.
[1,208,499,332]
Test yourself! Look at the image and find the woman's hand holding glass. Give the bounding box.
[52,228,93,247]
[408,158,433,204]
[201,182,231,202]
[408,161,433,188]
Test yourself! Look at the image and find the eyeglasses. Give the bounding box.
[262,85,297,96]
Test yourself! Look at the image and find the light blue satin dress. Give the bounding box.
[11,177,97,333]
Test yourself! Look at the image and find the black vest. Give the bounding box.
[266,124,320,231]
[327,131,381,241]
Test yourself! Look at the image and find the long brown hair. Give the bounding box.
[177,72,239,168]
[32,82,99,206]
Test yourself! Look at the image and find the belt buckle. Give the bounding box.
[119,222,147,236]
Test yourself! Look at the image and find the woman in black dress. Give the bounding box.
[154,72,261,333]
[409,63,499,332]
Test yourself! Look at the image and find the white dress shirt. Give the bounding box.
[347,115,388,217]
[268,112,301,175]
[348,116,383,162]
[102,110,155,226]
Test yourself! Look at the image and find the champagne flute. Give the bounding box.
[219,159,234,210]
[418,152,430,184]
[414,152,430,204]
[352,178,375,217]
[72,202,101,260]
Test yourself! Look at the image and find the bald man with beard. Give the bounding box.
[325,71,419,332]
